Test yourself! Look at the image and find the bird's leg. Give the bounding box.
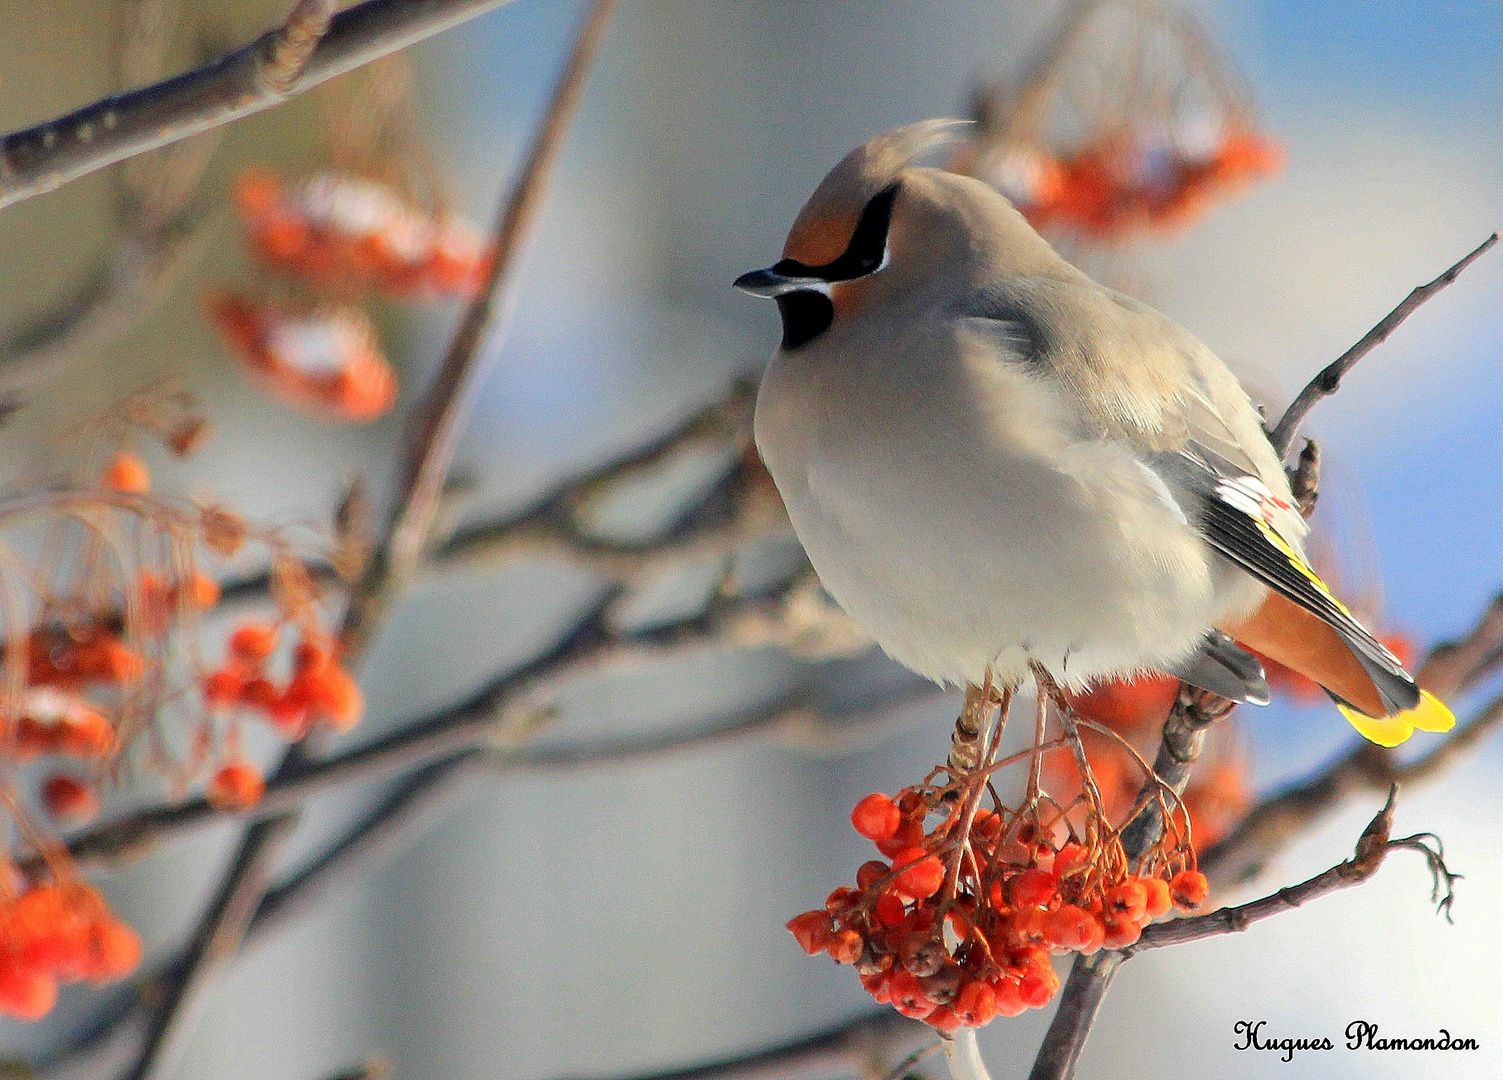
[1289,437,1320,519]
[948,669,998,773]
[940,683,1013,903]
[1025,671,1049,810]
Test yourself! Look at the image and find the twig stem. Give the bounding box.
[1268,233,1497,456]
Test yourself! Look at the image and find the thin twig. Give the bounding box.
[1133,788,1458,951]
[1267,233,1498,456]
[120,815,291,1080]
[0,0,525,210]
[341,0,619,656]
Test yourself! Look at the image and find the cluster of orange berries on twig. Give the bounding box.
[200,622,362,810]
[0,877,141,1020]
[0,388,353,1019]
[788,781,1209,1031]
[976,124,1283,243]
[208,164,490,424]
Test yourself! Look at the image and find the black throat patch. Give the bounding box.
[773,181,900,350]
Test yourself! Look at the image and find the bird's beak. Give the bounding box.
[733,266,823,298]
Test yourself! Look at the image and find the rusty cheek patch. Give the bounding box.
[783,212,857,267]
[829,277,870,320]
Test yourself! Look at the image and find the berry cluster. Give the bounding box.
[788,788,1209,1031]
[200,622,363,809]
[972,125,1282,243]
[209,293,397,424]
[0,879,142,1020]
[0,391,349,1020]
[234,170,490,300]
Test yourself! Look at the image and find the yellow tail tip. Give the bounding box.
[1338,691,1456,748]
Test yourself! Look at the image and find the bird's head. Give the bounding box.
[734,120,975,349]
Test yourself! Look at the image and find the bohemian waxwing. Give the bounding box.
[735,119,1452,747]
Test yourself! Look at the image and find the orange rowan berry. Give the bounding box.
[293,637,333,674]
[1101,915,1143,949]
[953,981,997,1027]
[890,847,944,901]
[306,665,363,731]
[229,623,279,664]
[825,887,860,915]
[185,572,221,609]
[203,668,246,710]
[58,709,114,758]
[786,910,834,955]
[1169,869,1210,910]
[1052,841,1089,881]
[991,976,1028,1017]
[265,688,312,738]
[81,918,142,982]
[1009,906,1048,948]
[923,1004,963,1033]
[1104,879,1148,923]
[102,452,150,494]
[851,793,902,842]
[827,928,864,965]
[0,967,58,1021]
[1011,868,1056,908]
[1042,905,1098,951]
[41,774,99,824]
[859,970,893,1004]
[856,859,889,890]
[887,970,935,1018]
[971,808,1002,841]
[874,892,906,926]
[1142,876,1173,919]
[239,677,278,712]
[207,760,265,810]
[1018,968,1058,1009]
[874,817,924,858]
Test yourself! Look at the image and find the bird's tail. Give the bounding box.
[1223,591,1455,747]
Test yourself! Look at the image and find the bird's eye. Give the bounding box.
[844,182,900,274]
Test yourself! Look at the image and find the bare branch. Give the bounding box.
[0,0,527,211]
[120,814,294,1080]
[341,0,621,656]
[1268,233,1498,456]
[1133,789,1458,951]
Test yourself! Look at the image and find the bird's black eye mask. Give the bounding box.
[770,181,900,285]
[734,182,901,350]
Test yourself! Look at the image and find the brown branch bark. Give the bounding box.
[1133,788,1457,951]
[1267,233,1497,456]
[0,0,524,211]
[343,0,621,656]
